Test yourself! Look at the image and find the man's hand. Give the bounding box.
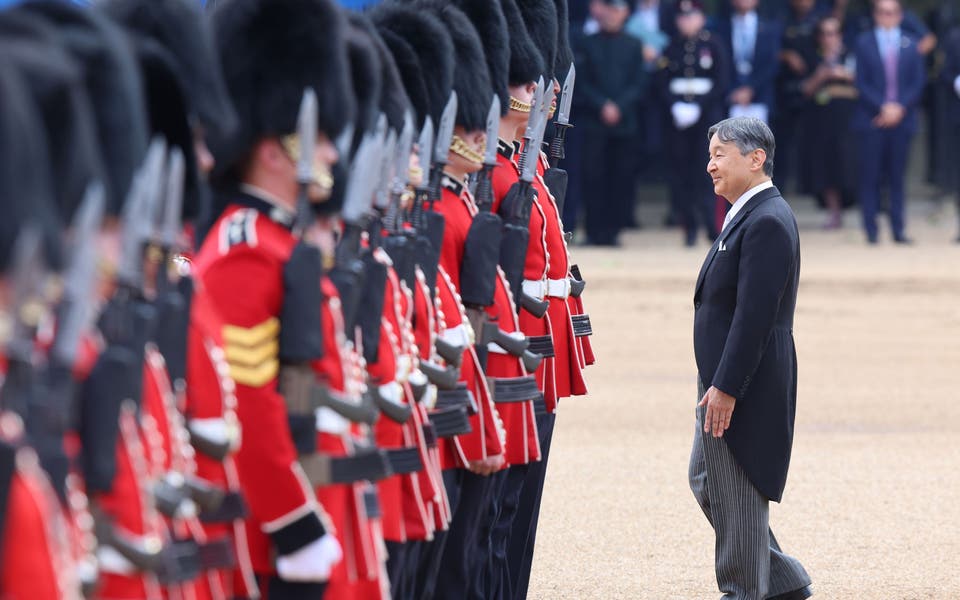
[729,86,754,106]
[698,386,736,438]
[600,100,622,126]
[780,50,807,75]
[467,454,505,476]
[873,102,905,128]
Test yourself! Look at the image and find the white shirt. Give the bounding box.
[722,179,773,232]
[732,11,758,68]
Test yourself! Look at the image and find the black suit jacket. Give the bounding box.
[693,186,800,502]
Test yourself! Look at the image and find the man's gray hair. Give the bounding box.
[707,117,776,177]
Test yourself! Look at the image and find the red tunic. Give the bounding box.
[430,180,505,464]
[491,140,559,412]
[0,423,80,600]
[438,173,539,466]
[192,195,331,577]
[185,287,257,597]
[536,152,589,398]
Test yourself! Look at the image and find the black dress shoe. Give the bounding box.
[893,236,913,245]
[767,585,812,600]
[866,235,878,245]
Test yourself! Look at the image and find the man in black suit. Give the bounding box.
[851,0,926,244]
[712,0,782,121]
[941,25,960,243]
[691,117,812,600]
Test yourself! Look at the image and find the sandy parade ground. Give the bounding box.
[527,194,960,599]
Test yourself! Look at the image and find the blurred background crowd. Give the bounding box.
[558,0,960,247]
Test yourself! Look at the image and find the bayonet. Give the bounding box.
[293,87,318,235]
[415,117,434,190]
[392,112,415,197]
[51,182,105,370]
[482,96,501,167]
[160,148,186,252]
[517,78,545,180]
[427,92,458,205]
[433,92,458,168]
[374,129,397,212]
[556,64,575,127]
[335,122,355,167]
[117,137,166,291]
[473,95,501,213]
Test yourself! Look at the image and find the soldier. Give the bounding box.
[656,0,730,246]
[197,0,355,596]
[0,57,86,600]
[100,0,250,596]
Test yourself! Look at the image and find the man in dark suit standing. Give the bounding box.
[691,117,812,600]
[712,0,782,122]
[940,25,960,243]
[852,0,926,244]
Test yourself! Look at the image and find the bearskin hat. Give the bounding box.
[516,0,558,82]
[454,0,510,117]
[0,14,104,226]
[406,1,492,131]
[345,18,383,137]
[498,0,544,86]
[100,0,237,140]
[553,0,573,78]
[368,2,454,126]
[376,27,431,128]
[13,0,147,216]
[0,62,60,273]
[209,0,355,181]
[347,12,412,132]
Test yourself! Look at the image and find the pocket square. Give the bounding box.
[718,241,727,252]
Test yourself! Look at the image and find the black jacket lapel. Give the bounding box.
[694,186,781,300]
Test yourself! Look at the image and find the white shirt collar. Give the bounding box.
[733,11,758,31]
[722,179,773,232]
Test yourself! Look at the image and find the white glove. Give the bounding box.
[276,533,343,582]
[954,74,960,98]
[671,101,702,130]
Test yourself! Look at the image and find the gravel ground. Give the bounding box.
[527,196,960,600]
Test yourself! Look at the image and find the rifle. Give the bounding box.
[544,64,576,218]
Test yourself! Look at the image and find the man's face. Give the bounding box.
[789,0,815,15]
[448,126,485,175]
[873,0,902,30]
[731,0,758,14]
[677,11,705,38]
[706,135,764,201]
[280,131,339,203]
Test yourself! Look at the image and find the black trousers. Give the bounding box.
[415,468,462,600]
[487,464,531,600]
[432,471,497,599]
[508,411,557,600]
[582,132,636,245]
[667,123,717,243]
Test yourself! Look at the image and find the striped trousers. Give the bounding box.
[689,380,811,600]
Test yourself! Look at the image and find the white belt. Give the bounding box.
[97,534,164,575]
[315,406,350,435]
[187,417,241,452]
[440,324,471,348]
[669,77,714,96]
[378,382,404,408]
[546,278,571,299]
[395,354,412,383]
[522,279,546,300]
[488,330,526,355]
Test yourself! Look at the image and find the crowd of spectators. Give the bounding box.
[563,0,960,246]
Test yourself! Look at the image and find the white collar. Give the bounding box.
[723,179,773,231]
[733,11,758,29]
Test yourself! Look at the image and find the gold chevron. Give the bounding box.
[222,317,280,348]
[228,359,280,388]
[225,339,279,368]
